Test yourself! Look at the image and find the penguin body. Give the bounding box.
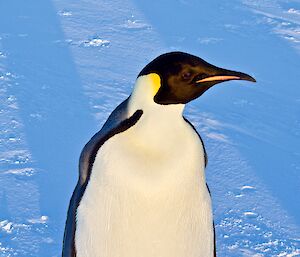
[63,52,255,257]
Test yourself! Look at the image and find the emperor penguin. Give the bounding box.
[62,51,255,257]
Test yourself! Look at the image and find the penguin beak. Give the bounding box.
[195,69,256,84]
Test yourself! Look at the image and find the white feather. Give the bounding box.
[76,75,214,257]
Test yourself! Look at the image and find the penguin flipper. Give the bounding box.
[62,182,82,257]
[213,222,217,257]
[78,97,131,185]
[206,183,217,257]
[62,98,143,256]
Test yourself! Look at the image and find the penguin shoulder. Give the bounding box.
[78,97,142,185]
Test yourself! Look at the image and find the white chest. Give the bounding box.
[75,110,214,257]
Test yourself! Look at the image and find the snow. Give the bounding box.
[0,0,299,256]
[4,168,35,176]
[58,11,72,17]
[81,38,110,48]
[121,19,152,30]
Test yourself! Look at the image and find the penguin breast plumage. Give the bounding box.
[75,75,214,257]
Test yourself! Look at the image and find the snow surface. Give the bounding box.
[0,0,299,256]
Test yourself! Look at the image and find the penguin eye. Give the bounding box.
[182,72,192,80]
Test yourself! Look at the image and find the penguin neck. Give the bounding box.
[128,75,185,120]
[127,76,186,150]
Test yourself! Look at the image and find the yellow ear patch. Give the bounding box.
[148,73,161,95]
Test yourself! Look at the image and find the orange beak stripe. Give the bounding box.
[196,75,241,83]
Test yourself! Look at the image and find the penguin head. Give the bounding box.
[138,51,256,105]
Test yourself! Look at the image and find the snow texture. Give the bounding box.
[0,0,299,256]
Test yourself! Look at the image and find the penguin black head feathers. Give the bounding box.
[138,51,256,105]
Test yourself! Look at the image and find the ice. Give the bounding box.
[121,19,151,30]
[206,132,229,143]
[28,216,49,224]
[0,221,13,234]
[81,37,110,48]
[58,10,72,17]
[287,8,300,15]
[4,168,35,176]
[197,37,223,45]
[241,185,255,190]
